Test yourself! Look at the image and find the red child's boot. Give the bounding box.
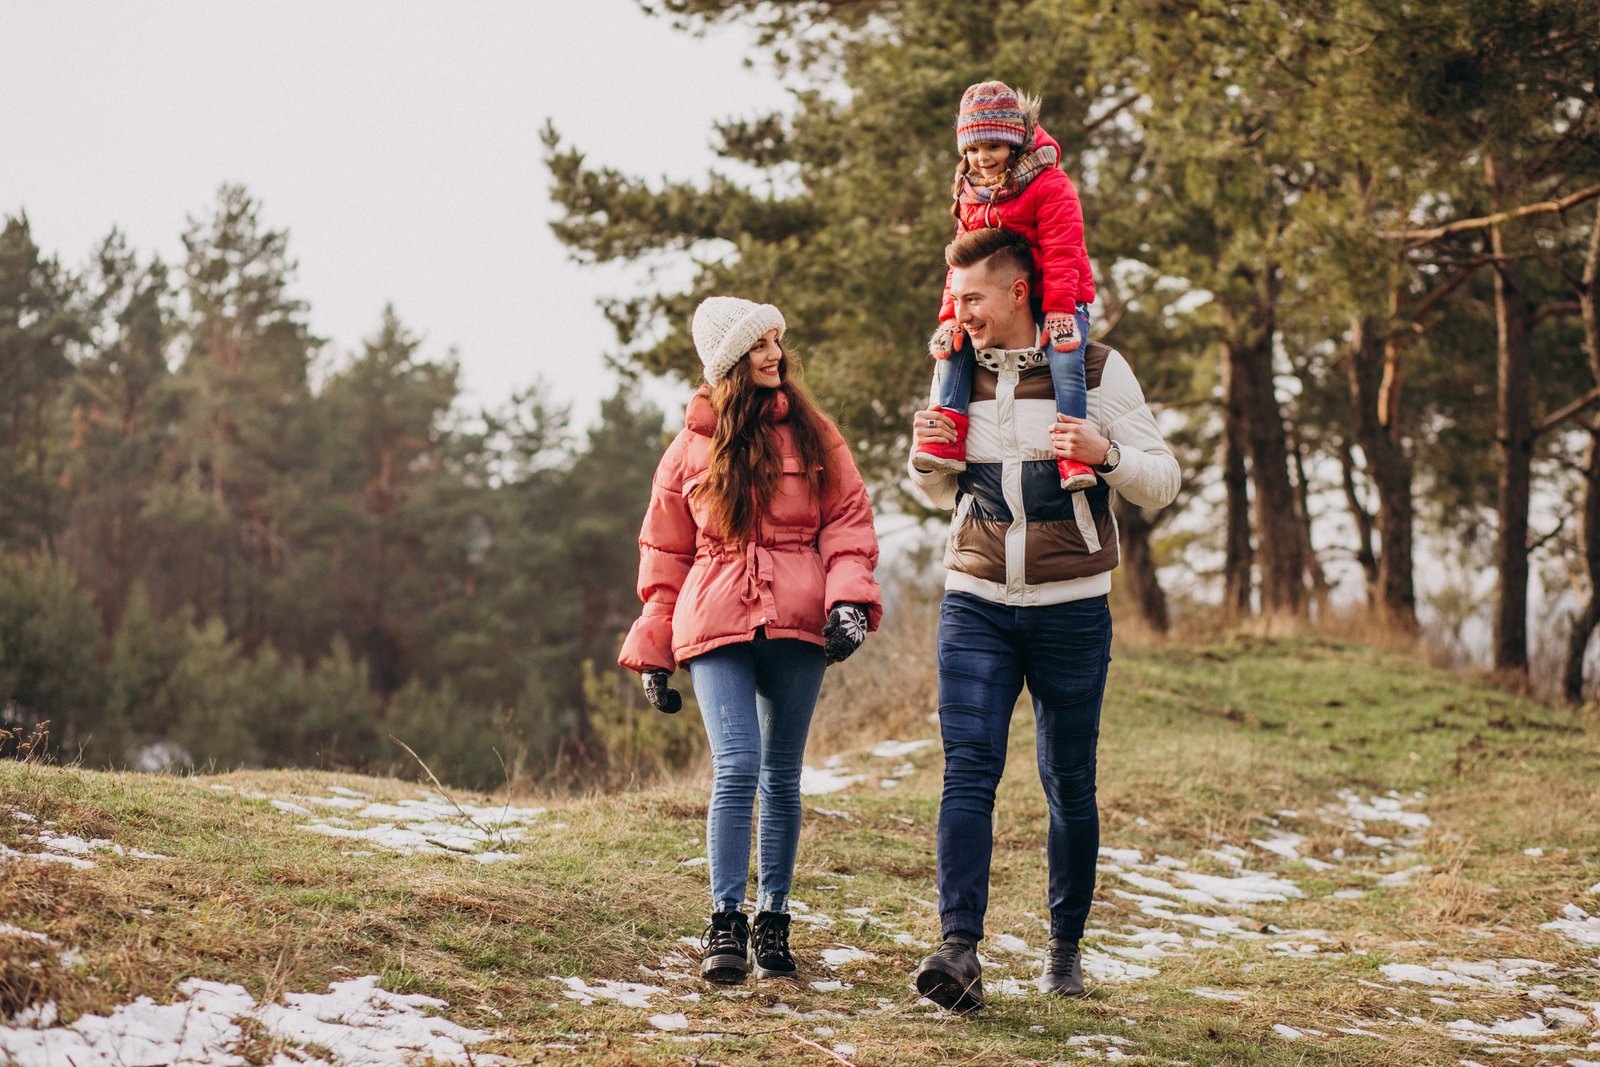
[913,410,971,476]
[1059,458,1097,492]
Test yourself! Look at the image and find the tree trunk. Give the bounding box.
[1336,438,1378,599]
[1221,357,1254,614]
[1221,269,1307,614]
[1114,496,1170,634]
[1288,424,1330,613]
[1486,155,1534,674]
[1347,314,1418,628]
[1563,201,1600,703]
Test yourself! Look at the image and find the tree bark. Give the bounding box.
[1221,356,1254,614]
[1564,202,1600,703]
[1114,496,1170,634]
[1347,314,1418,628]
[1220,267,1307,614]
[1486,155,1534,674]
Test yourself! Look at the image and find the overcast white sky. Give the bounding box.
[0,0,792,427]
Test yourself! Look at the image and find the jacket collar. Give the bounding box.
[974,345,1049,373]
[685,384,791,437]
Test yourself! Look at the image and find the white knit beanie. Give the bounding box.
[691,296,786,385]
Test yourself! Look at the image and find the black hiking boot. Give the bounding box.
[751,911,798,979]
[700,910,751,984]
[913,933,984,1013]
[1039,937,1086,997]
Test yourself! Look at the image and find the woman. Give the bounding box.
[619,295,882,984]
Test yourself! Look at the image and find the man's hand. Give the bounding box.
[912,406,959,449]
[822,603,870,663]
[642,669,682,714]
[1049,414,1111,465]
[1042,312,1081,352]
[928,320,966,360]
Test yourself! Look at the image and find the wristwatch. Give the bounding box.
[1098,441,1122,474]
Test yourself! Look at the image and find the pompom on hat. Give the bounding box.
[691,296,787,385]
[956,80,1027,151]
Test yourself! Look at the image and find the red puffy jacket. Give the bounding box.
[939,124,1096,319]
[618,386,882,673]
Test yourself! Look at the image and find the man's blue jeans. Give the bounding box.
[688,636,826,915]
[934,591,1113,943]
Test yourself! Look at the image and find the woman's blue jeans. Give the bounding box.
[688,635,826,915]
[934,591,1113,943]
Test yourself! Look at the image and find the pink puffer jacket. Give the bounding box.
[618,386,883,674]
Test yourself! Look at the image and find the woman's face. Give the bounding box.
[745,329,783,389]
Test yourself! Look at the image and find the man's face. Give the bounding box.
[949,260,1026,350]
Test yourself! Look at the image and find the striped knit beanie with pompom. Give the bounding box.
[956,80,1027,150]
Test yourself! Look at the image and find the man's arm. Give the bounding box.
[1094,350,1181,510]
[907,376,960,509]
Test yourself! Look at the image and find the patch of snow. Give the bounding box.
[1273,1024,1305,1040]
[1524,847,1545,857]
[1446,1014,1555,1038]
[818,947,874,970]
[1082,949,1158,982]
[809,980,850,993]
[271,800,313,815]
[0,924,53,944]
[810,807,854,821]
[0,976,504,1066]
[679,857,707,867]
[1191,988,1250,1002]
[1543,904,1600,947]
[988,933,1042,958]
[799,767,862,796]
[553,977,666,1009]
[648,1013,688,1031]
[1381,964,1483,988]
[1097,847,1144,866]
[869,739,935,759]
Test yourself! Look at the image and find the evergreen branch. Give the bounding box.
[1378,182,1600,246]
[1535,387,1600,438]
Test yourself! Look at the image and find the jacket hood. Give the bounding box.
[685,384,791,437]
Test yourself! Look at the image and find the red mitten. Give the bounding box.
[928,320,966,360]
[1042,312,1081,352]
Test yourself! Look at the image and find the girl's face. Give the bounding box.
[964,141,1013,179]
[744,329,783,389]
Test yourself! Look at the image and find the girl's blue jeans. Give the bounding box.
[937,303,1091,420]
[687,635,826,915]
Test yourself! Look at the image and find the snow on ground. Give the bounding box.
[553,977,667,1009]
[1543,904,1600,948]
[246,787,548,863]
[1,807,171,869]
[0,976,506,1067]
[819,947,875,970]
[799,766,863,796]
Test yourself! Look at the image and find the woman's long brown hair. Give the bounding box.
[695,346,835,548]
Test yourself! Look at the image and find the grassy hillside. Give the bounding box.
[1,636,1597,1065]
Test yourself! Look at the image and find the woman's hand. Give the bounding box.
[642,669,682,714]
[822,603,870,663]
[1048,413,1110,464]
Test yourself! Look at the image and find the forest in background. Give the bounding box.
[3,0,1599,790]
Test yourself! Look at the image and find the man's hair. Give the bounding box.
[945,227,1033,284]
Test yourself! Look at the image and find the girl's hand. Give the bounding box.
[1042,312,1080,352]
[928,320,965,360]
[1049,413,1110,464]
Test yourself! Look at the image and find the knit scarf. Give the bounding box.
[956,143,1060,206]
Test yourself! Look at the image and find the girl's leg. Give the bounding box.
[751,637,827,914]
[688,644,763,914]
[935,341,977,417]
[1046,305,1091,421]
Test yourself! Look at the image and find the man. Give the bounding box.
[907,227,1180,1012]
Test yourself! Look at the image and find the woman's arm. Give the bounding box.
[618,433,698,673]
[818,439,883,630]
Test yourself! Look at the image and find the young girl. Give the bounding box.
[619,296,882,984]
[913,80,1099,491]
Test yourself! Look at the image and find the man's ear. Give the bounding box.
[1010,276,1030,307]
